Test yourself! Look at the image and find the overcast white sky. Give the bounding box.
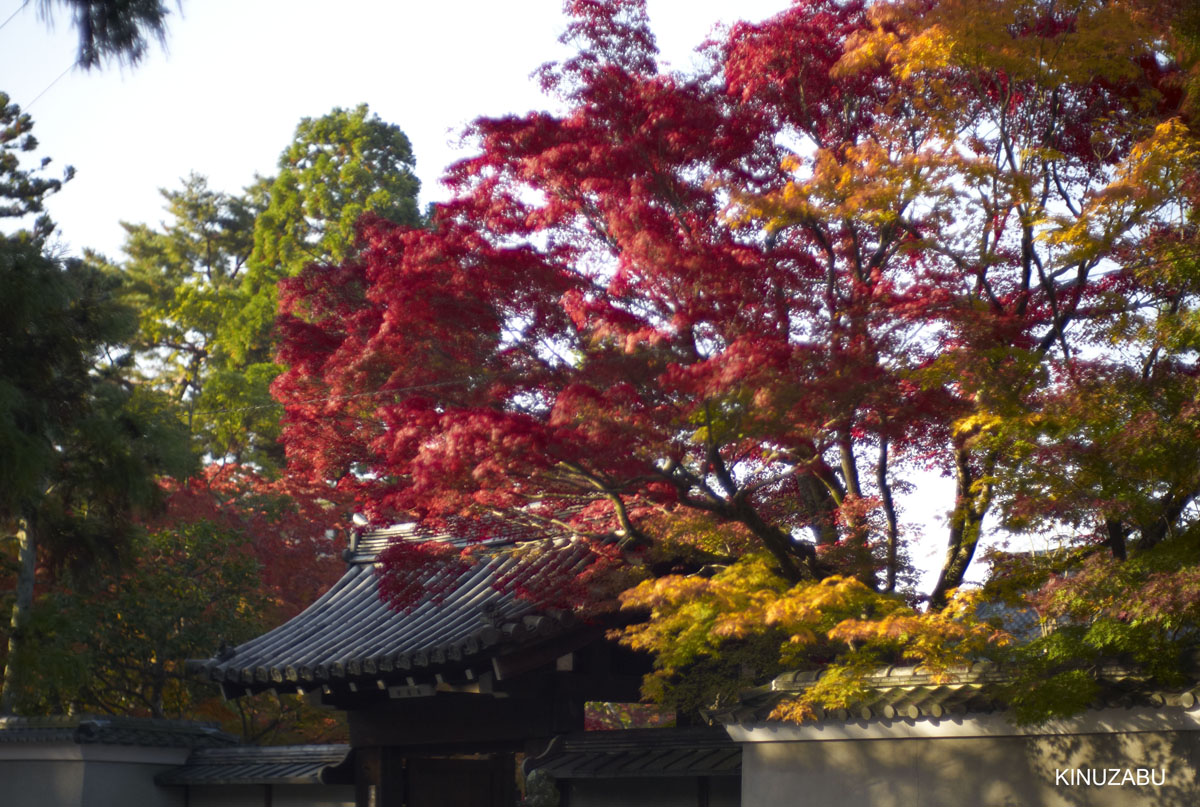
[1,0,786,258]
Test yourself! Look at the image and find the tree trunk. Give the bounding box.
[877,436,901,593]
[929,448,995,609]
[797,475,840,547]
[2,514,35,714]
[1104,517,1128,561]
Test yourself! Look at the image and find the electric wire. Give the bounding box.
[0,0,29,33]
[0,0,75,110]
[23,61,73,109]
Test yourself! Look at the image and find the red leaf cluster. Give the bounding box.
[150,464,350,620]
[272,0,1191,616]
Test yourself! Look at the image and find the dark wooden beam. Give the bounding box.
[348,692,584,751]
[355,746,404,807]
[491,628,606,681]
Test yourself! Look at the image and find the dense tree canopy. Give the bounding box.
[18,521,264,719]
[116,175,271,464]
[0,100,195,712]
[15,497,347,743]
[275,0,1200,718]
[115,105,422,471]
[0,102,395,735]
[229,104,422,368]
[2,16,379,736]
[26,105,424,735]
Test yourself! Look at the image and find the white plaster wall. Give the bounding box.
[0,759,85,807]
[0,745,188,807]
[567,777,739,807]
[0,744,352,807]
[83,761,186,807]
[742,729,1200,807]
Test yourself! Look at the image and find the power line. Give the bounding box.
[2,1,75,111]
[0,0,30,33]
[24,62,74,110]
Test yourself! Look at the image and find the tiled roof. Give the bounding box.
[526,728,741,779]
[719,657,1200,724]
[0,716,239,748]
[156,744,352,786]
[189,525,597,697]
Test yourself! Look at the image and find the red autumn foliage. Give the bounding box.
[272,0,1193,624]
[376,539,474,611]
[149,464,350,621]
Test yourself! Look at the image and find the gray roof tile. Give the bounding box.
[526,729,741,779]
[722,656,1200,724]
[0,716,239,748]
[156,744,351,786]
[190,527,596,695]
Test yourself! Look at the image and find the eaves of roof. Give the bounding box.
[188,526,598,697]
[525,728,741,779]
[714,655,1200,725]
[0,716,239,749]
[155,744,352,786]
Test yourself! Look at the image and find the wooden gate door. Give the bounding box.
[406,755,517,807]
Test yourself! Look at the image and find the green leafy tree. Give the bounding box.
[0,241,198,712]
[0,100,194,713]
[228,103,421,368]
[12,517,347,742]
[0,92,73,238]
[115,174,273,462]
[118,106,421,471]
[15,521,264,717]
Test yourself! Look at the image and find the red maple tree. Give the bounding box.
[273,0,1199,713]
